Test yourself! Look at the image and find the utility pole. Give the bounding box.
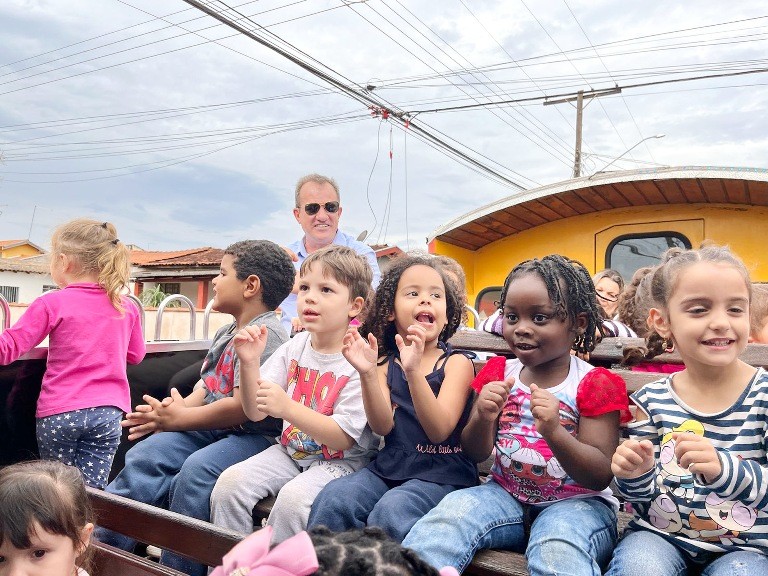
[544,87,621,177]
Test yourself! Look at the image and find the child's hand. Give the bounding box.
[611,439,656,479]
[342,327,378,377]
[673,431,721,483]
[233,325,269,365]
[395,324,426,374]
[255,379,290,418]
[476,376,514,421]
[529,383,561,437]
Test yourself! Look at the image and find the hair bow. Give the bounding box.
[439,568,460,576]
[210,526,319,576]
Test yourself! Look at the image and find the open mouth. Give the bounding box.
[514,343,537,351]
[702,338,734,347]
[415,312,435,324]
[302,309,319,319]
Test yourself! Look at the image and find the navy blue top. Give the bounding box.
[367,343,478,487]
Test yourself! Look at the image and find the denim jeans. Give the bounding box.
[307,467,460,542]
[94,429,272,576]
[401,479,617,575]
[36,406,122,489]
[606,529,768,576]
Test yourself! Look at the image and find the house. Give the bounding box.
[0,253,54,304]
[0,239,46,260]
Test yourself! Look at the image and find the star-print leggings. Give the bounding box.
[36,406,122,489]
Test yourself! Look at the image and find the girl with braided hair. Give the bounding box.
[0,218,145,488]
[308,254,477,543]
[403,254,631,575]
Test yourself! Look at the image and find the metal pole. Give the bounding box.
[573,91,584,178]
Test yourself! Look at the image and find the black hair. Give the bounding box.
[498,254,602,354]
[224,240,295,310]
[309,526,441,576]
[361,254,463,357]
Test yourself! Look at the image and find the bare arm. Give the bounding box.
[233,325,269,421]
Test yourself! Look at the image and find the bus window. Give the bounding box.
[607,233,690,280]
[475,286,502,320]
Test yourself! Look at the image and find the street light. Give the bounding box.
[588,134,665,179]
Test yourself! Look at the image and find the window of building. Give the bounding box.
[159,282,181,295]
[0,286,19,303]
[42,285,58,293]
[606,233,691,280]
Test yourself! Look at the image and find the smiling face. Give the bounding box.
[501,273,583,375]
[297,262,360,334]
[293,180,341,252]
[651,261,750,371]
[595,276,621,317]
[389,264,448,344]
[0,522,91,576]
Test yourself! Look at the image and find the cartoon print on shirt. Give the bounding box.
[688,492,758,544]
[205,341,234,394]
[657,420,704,501]
[280,359,349,460]
[497,437,567,501]
[647,493,683,533]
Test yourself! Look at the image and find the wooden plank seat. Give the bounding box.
[91,541,187,576]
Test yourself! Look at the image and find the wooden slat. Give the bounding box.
[678,179,706,203]
[657,179,687,204]
[722,178,749,204]
[633,180,666,204]
[92,542,186,576]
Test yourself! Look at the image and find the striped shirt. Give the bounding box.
[616,369,768,558]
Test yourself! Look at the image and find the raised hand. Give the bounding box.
[233,325,269,365]
[529,383,561,437]
[395,324,427,374]
[612,439,656,479]
[673,431,721,483]
[476,376,514,422]
[342,327,378,375]
[255,379,291,418]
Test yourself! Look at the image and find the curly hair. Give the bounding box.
[361,254,463,357]
[499,254,603,354]
[309,526,441,576]
[751,283,768,341]
[224,240,295,310]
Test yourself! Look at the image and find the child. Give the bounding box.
[0,460,94,576]
[0,219,145,489]
[210,245,379,542]
[210,525,458,576]
[402,254,631,575]
[607,245,768,575]
[307,254,477,542]
[96,239,295,576]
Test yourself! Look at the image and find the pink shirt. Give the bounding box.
[0,283,145,417]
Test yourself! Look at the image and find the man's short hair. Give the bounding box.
[224,240,295,310]
[300,245,372,302]
[294,173,340,207]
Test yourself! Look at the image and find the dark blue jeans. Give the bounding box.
[94,429,272,576]
[308,467,460,542]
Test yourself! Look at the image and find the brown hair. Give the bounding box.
[431,255,468,324]
[617,266,657,338]
[750,283,768,340]
[51,218,130,313]
[300,245,372,304]
[0,460,94,574]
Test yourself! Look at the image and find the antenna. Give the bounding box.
[356,230,368,242]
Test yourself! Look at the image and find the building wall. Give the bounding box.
[0,271,55,304]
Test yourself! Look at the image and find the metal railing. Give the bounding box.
[125,293,146,339]
[465,305,480,330]
[202,298,216,340]
[154,294,196,341]
[0,293,9,332]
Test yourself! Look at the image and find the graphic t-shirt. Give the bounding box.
[259,331,378,466]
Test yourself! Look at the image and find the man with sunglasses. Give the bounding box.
[279,173,381,335]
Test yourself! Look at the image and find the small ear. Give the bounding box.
[293,207,301,223]
[574,311,588,334]
[77,522,94,556]
[244,274,261,297]
[648,307,671,338]
[349,296,365,319]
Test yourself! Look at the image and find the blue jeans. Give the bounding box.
[94,429,272,576]
[401,479,617,575]
[307,467,460,542]
[36,406,122,489]
[606,529,768,576]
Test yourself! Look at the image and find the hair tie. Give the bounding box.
[101,222,108,229]
[210,527,318,576]
[112,239,120,245]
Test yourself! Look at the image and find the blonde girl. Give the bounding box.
[608,245,768,575]
[0,460,94,576]
[0,219,145,488]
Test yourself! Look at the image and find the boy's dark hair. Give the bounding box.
[499,254,602,354]
[362,254,463,357]
[0,460,94,573]
[225,240,295,310]
[309,526,441,576]
[300,245,372,302]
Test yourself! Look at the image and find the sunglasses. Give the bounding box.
[302,201,340,215]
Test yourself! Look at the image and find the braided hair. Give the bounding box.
[309,526,441,576]
[498,254,602,354]
[361,254,463,358]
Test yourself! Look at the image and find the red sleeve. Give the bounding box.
[576,367,632,424]
[470,356,507,393]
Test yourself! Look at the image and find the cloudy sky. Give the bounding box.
[1,1,766,252]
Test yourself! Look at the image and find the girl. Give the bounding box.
[608,245,768,575]
[307,254,477,542]
[0,460,95,576]
[402,254,631,575]
[0,219,145,488]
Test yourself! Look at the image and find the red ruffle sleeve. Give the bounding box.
[575,367,632,424]
[470,356,507,393]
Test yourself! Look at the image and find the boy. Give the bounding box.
[210,245,379,542]
[95,240,295,576]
